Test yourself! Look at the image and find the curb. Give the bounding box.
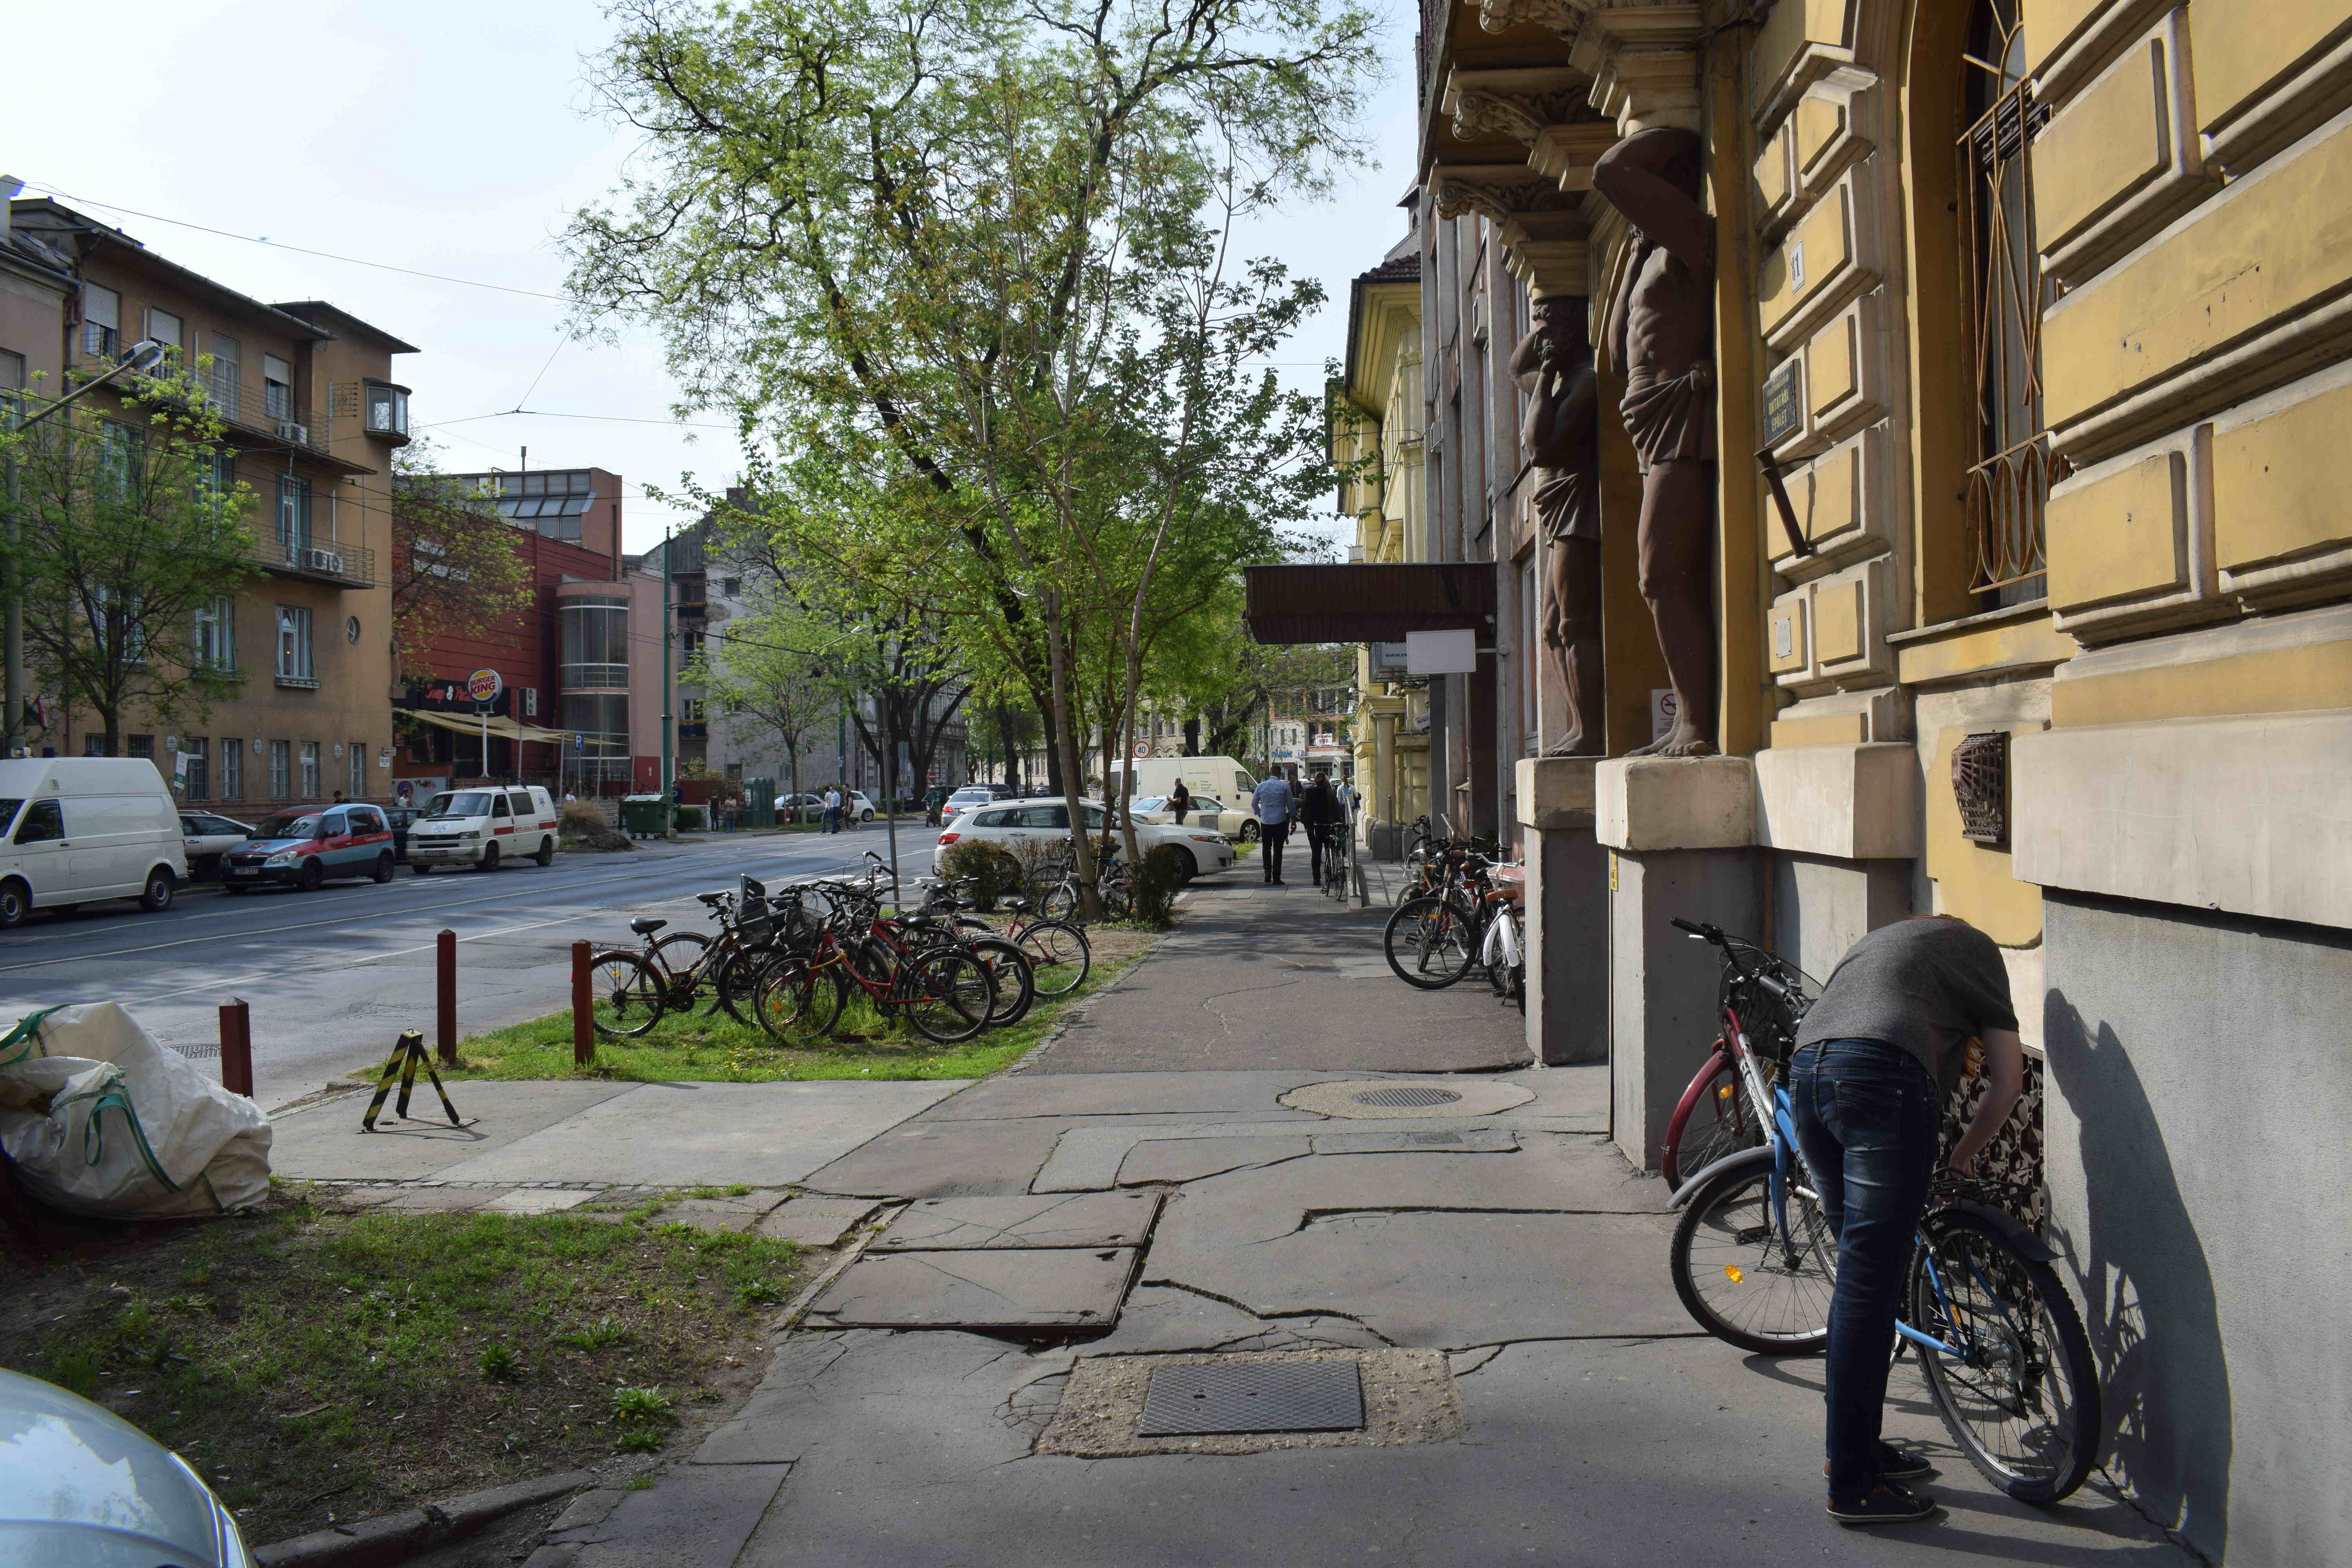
[254,1468,594,1568]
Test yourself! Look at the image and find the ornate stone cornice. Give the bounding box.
[1478,0,1581,34]
[1430,165,1580,225]
[1443,67,1596,149]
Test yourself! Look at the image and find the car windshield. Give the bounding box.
[256,813,323,840]
[1133,797,1169,811]
[425,791,496,820]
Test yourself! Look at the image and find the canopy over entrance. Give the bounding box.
[401,709,572,746]
[1242,563,1495,644]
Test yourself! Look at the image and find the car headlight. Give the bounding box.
[1189,834,1225,846]
[265,850,297,866]
[461,830,482,840]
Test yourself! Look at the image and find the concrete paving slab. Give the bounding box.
[805,1247,1139,1330]
[694,1330,1032,1471]
[1115,1134,1313,1185]
[920,1071,1340,1120]
[1308,1127,1518,1155]
[379,1187,499,1212]
[873,1191,1161,1250]
[754,1198,883,1248]
[479,1187,597,1214]
[431,1079,972,1187]
[796,1114,1071,1199]
[569,1459,791,1568]
[1078,1285,1389,1357]
[1034,1116,1583,1192]
[269,1081,641,1182]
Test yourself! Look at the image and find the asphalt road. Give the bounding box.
[0,824,942,1108]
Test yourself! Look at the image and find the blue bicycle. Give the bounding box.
[1662,918,2101,1504]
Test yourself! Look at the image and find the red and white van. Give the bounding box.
[407,785,560,873]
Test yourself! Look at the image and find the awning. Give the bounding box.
[402,709,572,746]
[1242,563,1496,644]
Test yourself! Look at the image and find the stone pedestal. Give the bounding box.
[1597,756,1761,1171]
[1516,757,1608,1066]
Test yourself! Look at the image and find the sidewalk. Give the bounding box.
[283,880,2192,1567]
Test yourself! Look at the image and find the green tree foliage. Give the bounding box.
[682,600,833,804]
[388,440,535,679]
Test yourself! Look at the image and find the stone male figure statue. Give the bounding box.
[1595,126,1717,757]
[1508,296,1603,756]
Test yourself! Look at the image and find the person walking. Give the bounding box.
[1250,770,1295,887]
[1298,772,1339,887]
[1168,779,1191,828]
[822,785,842,835]
[1786,914,2025,1526]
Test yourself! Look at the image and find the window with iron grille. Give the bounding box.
[82,284,121,360]
[222,739,243,799]
[1960,0,2053,606]
[299,740,320,799]
[269,739,290,799]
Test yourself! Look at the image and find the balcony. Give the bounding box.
[254,534,376,589]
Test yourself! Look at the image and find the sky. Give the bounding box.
[7,0,1421,555]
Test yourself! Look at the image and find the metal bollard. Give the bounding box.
[437,929,457,1065]
[571,940,594,1067]
[218,998,253,1098]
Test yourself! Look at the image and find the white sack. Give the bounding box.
[0,1002,272,1218]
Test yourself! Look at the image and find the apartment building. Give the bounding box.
[7,198,408,808]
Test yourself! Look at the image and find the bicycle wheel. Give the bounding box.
[715,944,790,1027]
[1668,1154,1836,1354]
[1662,1049,1765,1191]
[588,949,666,1039]
[650,930,713,1010]
[1907,1208,2101,1503]
[1014,918,1091,996]
[1038,880,1080,921]
[752,957,845,1044]
[965,936,1036,1027]
[1384,895,1477,989]
[897,949,996,1044]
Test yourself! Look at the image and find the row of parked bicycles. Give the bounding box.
[585,851,1093,1047]
[1377,817,1527,1009]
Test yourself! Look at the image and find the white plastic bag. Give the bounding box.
[0,1002,272,1218]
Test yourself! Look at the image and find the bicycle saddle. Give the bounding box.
[696,892,728,908]
[630,916,668,935]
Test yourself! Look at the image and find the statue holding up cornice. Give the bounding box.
[1509,298,1603,756]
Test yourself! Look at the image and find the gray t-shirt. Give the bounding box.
[1793,918,2018,1095]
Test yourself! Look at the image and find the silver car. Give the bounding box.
[0,1367,254,1565]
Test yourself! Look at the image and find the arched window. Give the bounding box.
[1959,0,2051,605]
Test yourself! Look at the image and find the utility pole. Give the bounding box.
[660,529,674,835]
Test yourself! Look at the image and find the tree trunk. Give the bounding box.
[1042,595,1099,920]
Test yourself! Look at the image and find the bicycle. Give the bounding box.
[1658,923,1817,1190]
[586,874,788,1037]
[1381,841,1508,989]
[750,879,998,1046]
[914,876,1093,997]
[1662,917,2102,1504]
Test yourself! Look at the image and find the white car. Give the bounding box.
[935,796,1236,882]
[787,791,877,823]
[0,1367,255,1565]
[180,811,254,880]
[1129,793,1259,842]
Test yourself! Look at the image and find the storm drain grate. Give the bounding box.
[1136,1361,1366,1437]
[1350,1085,1464,1109]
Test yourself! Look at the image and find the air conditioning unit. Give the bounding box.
[276,421,310,445]
[520,687,538,717]
[301,547,346,575]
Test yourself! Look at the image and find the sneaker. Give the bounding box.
[1827,1483,1940,1526]
[1824,1443,1933,1483]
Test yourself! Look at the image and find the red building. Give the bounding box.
[391,467,628,799]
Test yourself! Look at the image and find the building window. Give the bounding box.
[276,605,315,685]
[721,577,742,597]
[222,738,242,799]
[1961,0,2050,605]
[143,309,183,364]
[269,739,290,799]
[348,740,366,798]
[299,740,319,799]
[98,419,141,503]
[263,354,294,423]
[183,737,209,800]
[83,734,104,757]
[82,284,121,359]
[278,474,311,554]
[193,597,235,672]
[561,597,630,689]
[364,382,410,436]
[127,734,154,762]
[0,349,23,397]
[203,332,240,418]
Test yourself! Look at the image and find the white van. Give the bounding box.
[0,758,189,928]
[1105,755,1258,809]
[407,784,560,873]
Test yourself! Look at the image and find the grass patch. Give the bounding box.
[443,925,1158,1083]
[0,1192,800,1544]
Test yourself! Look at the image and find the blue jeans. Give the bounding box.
[1787,1037,1941,1503]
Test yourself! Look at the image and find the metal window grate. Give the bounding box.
[1952,731,2009,844]
[1350,1085,1464,1108]
[1137,1361,1367,1436]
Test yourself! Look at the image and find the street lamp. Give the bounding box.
[3,338,169,758]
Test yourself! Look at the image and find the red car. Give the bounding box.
[221,803,399,892]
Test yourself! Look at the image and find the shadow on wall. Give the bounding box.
[2045,989,2230,1559]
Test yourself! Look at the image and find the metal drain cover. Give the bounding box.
[1350,1085,1465,1108]
[1136,1360,1366,1436]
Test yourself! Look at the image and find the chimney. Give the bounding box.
[0,176,21,237]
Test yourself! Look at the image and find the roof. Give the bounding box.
[1342,222,1422,406]
[1242,563,1494,644]
[9,199,332,342]
[274,301,420,355]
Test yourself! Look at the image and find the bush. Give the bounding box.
[1130,845,1185,928]
[559,799,608,835]
[675,805,706,832]
[936,839,1017,911]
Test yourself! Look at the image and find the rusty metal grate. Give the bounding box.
[1952,731,2009,844]
[1137,1361,1367,1436]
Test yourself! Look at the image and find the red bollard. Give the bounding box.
[218,998,253,1098]
[437,929,457,1065]
[571,941,594,1066]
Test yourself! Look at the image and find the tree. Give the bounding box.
[2,359,258,755]
[566,0,1376,912]
[684,600,833,806]
[388,439,534,678]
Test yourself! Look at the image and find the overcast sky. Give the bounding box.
[9,0,1419,554]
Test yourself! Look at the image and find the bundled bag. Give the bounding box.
[0,1002,272,1218]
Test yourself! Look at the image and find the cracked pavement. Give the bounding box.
[555,877,2194,1568]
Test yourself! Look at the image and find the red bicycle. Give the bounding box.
[751,884,997,1046]
[1658,925,1817,1191]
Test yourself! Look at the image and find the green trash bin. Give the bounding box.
[620,794,671,839]
[744,777,776,829]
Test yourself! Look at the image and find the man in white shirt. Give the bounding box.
[1250,772,1295,886]
[822,786,842,835]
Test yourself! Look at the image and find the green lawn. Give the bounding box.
[442,935,1153,1083]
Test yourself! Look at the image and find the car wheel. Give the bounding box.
[297,858,325,893]
[0,880,27,929]
[1174,848,1198,885]
[372,853,395,884]
[862,809,875,822]
[1238,820,1259,843]
[479,843,500,873]
[534,836,555,867]
[140,867,176,912]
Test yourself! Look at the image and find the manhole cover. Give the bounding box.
[1136,1361,1365,1437]
[1350,1085,1464,1108]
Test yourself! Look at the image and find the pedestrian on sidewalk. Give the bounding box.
[1786,914,2024,1527]
[822,785,842,834]
[1168,779,1191,828]
[1299,771,1339,887]
[1250,770,1294,886]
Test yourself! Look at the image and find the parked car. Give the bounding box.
[385,805,423,863]
[179,811,255,880]
[407,786,560,872]
[0,1367,255,1567]
[0,757,189,928]
[773,792,825,823]
[936,796,1235,882]
[1130,793,1259,842]
[844,790,878,822]
[221,804,398,892]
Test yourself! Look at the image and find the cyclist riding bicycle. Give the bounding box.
[1789,913,2024,1526]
